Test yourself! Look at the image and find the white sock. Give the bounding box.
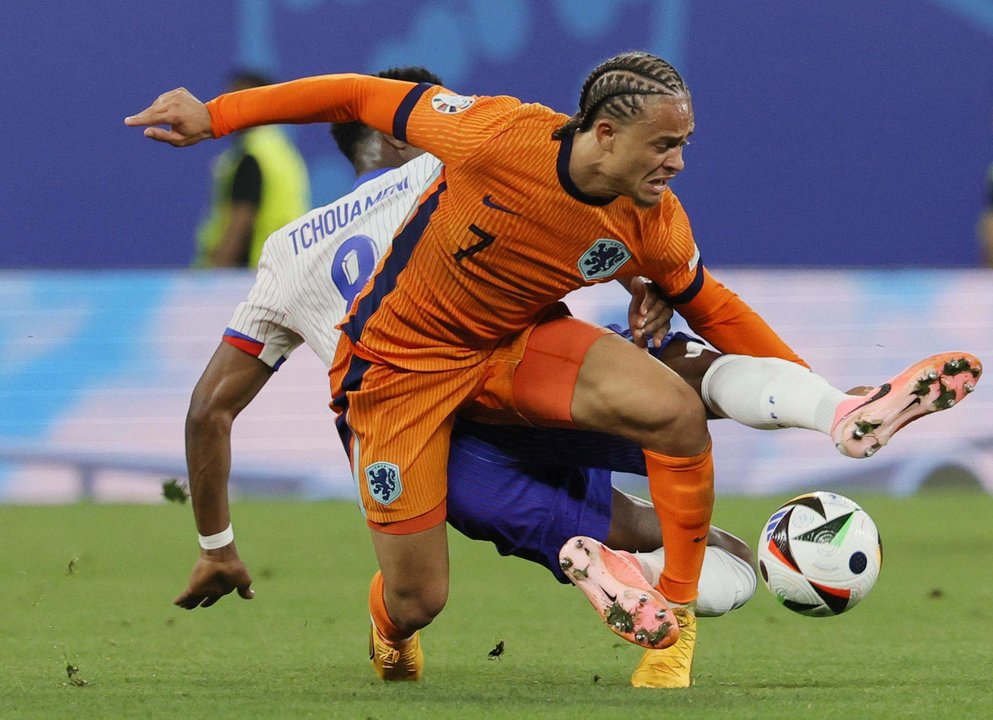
[633,546,757,617]
[701,355,850,433]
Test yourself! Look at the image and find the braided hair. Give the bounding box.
[552,51,689,140]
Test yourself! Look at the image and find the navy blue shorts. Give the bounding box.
[446,427,613,584]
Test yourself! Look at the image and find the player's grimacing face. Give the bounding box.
[602,95,694,207]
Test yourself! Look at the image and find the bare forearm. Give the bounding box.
[185,412,233,536]
[183,343,274,536]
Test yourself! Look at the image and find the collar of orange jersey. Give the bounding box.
[556,130,616,207]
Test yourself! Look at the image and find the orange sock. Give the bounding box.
[643,443,715,604]
[369,571,406,643]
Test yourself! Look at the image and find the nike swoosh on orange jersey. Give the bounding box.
[482,194,519,215]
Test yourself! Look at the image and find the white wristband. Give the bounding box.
[198,524,234,550]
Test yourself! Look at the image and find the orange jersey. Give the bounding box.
[208,76,805,369]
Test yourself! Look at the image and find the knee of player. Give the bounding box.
[186,387,234,434]
[644,384,709,453]
[616,377,705,430]
[668,384,708,429]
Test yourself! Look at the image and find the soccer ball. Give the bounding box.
[757,491,882,617]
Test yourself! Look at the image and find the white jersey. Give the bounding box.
[225,153,443,368]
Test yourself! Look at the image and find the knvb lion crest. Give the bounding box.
[365,461,402,505]
[578,239,632,280]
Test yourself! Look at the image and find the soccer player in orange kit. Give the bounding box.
[126,51,982,688]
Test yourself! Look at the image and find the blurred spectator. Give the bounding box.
[193,70,310,267]
[981,162,993,267]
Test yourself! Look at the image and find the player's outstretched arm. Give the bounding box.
[124,88,213,146]
[175,544,255,609]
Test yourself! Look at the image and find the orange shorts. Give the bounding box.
[329,305,612,531]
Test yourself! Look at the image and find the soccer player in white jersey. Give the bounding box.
[151,67,981,689]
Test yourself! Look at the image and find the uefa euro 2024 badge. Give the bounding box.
[431,93,476,115]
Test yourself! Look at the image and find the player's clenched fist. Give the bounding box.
[124,88,213,147]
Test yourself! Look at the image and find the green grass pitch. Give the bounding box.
[2,493,992,719]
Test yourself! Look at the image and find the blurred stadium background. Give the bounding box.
[2,0,993,503]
